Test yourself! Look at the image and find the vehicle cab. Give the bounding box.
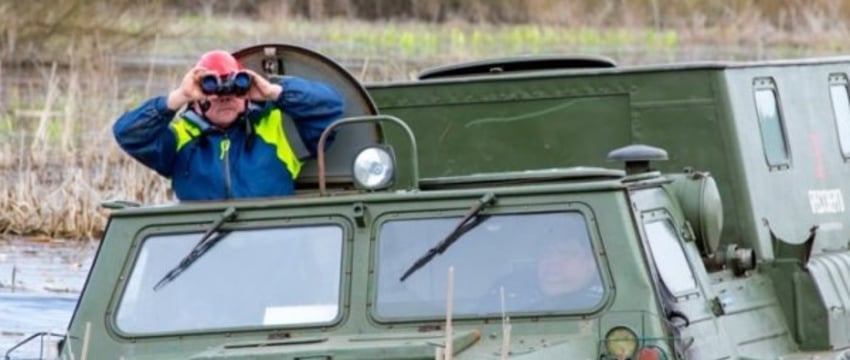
[59,151,692,360]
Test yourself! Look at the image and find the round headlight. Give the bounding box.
[353,146,395,190]
[605,327,638,359]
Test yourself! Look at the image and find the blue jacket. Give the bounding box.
[113,76,344,201]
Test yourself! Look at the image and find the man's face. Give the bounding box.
[536,240,596,296]
[203,95,246,128]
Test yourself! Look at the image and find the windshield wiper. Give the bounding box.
[153,206,238,291]
[399,193,496,282]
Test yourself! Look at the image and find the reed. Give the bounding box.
[0,42,173,239]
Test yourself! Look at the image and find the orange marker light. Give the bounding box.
[637,346,666,360]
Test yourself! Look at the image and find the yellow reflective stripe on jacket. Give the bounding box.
[254,109,303,179]
[171,120,202,152]
[220,138,230,160]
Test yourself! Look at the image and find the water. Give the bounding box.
[0,237,96,359]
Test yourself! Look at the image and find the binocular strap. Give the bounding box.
[281,115,312,161]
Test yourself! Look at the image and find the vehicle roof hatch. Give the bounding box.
[233,44,381,190]
[417,54,617,80]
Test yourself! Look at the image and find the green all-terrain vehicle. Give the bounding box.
[8,43,850,360]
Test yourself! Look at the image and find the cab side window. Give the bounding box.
[644,220,697,296]
[828,74,850,158]
[753,78,791,169]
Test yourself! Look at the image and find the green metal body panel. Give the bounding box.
[370,68,746,251]
[368,58,850,261]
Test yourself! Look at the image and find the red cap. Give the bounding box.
[196,50,243,75]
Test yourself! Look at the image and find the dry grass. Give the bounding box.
[0,48,173,240]
[4,2,850,240]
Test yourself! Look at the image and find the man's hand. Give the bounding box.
[166,67,208,111]
[244,69,283,102]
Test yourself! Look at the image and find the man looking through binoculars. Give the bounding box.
[113,50,344,201]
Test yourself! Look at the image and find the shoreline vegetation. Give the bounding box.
[2,1,850,240]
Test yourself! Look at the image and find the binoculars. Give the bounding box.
[200,71,252,96]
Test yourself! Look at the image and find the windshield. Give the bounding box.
[375,211,604,319]
[116,225,343,334]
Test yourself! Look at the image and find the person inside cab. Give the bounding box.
[532,237,603,309]
[488,235,603,313]
[113,50,344,201]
